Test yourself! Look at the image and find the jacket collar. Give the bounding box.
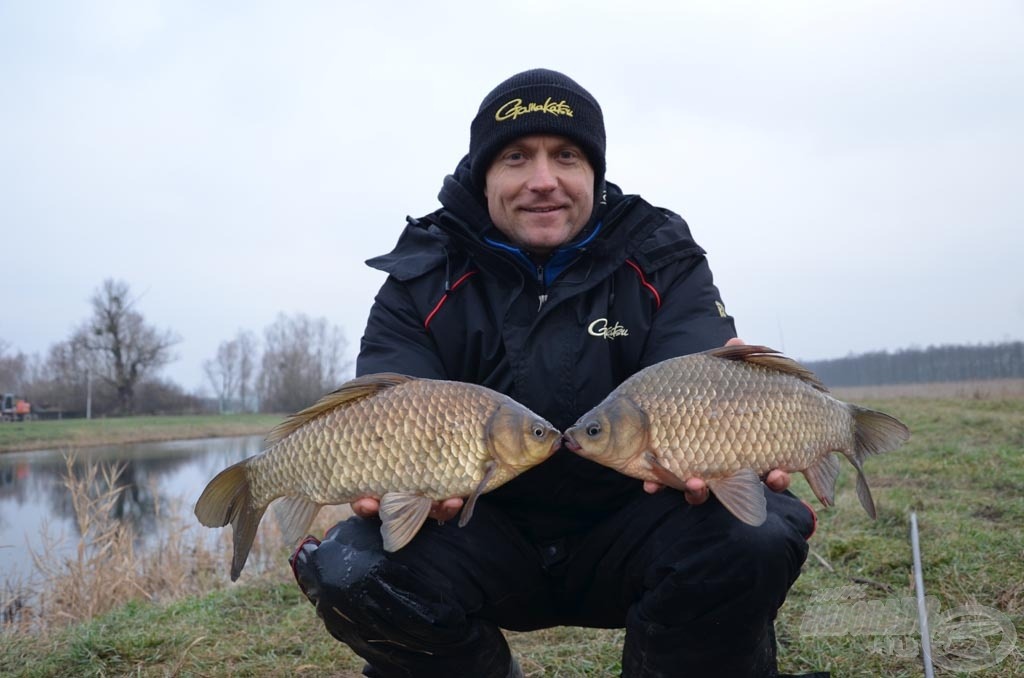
[367,156,663,286]
[436,155,630,281]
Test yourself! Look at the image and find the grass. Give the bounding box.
[2,582,361,677]
[773,397,1024,677]
[1,575,630,677]
[832,377,1024,401]
[2,396,1022,676]
[0,414,281,453]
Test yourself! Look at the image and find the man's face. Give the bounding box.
[484,135,595,256]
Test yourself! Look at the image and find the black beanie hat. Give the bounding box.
[469,69,606,191]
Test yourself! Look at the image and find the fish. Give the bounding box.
[194,372,561,580]
[563,345,910,526]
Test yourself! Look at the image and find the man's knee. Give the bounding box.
[708,490,812,585]
[291,518,391,635]
[291,517,521,677]
[640,493,812,625]
[291,517,477,644]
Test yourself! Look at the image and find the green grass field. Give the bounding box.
[0,413,280,453]
[2,397,1021,677]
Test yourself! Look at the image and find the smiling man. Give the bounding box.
[291,69,824,678]
[483,135,595,254]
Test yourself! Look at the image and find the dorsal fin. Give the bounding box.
[705,345,829,393]
[265,372,415,445]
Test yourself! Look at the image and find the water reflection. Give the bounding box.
[0,436,266,583]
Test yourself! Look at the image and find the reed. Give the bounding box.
[5,453,226,632]
[2,453,349,635]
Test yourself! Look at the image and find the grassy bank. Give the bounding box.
[0,413,281,453]
[2,397,1022,676]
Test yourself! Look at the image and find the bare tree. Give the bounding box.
[0,339,28,392]
[204,340,239,413]
[73,279,180,414]
[236,330,258,413]
[199,329,256,413]
[33,337,110,413]
[257,313,351,413]
[203,330,259,413]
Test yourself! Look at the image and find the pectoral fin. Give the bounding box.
[379,492,434,552]
[706,469,767,526]
[458,460,497,528]
[643,451,689,492]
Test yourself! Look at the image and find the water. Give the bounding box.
[0,436,266,585]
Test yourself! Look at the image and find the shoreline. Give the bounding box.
[0,413,280,454]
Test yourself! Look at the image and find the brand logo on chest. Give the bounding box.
[588,318,629,339]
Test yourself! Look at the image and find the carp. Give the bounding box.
[563,345,910,526]
[195,373,561,580]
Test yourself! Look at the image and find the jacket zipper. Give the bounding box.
[536,264,548,310]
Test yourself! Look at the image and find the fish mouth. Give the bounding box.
[562,433,581,452]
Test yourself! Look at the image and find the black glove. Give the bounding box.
[289,535,322,604]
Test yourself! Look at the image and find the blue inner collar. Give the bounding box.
[484,221,603,287]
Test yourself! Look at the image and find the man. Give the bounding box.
[292,69,822,678]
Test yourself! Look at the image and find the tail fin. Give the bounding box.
[847,405,911,518]
[194,461,267,581]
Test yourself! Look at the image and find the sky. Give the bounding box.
[1,0,1022,394]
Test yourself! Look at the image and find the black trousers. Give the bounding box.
[291,488,815,678]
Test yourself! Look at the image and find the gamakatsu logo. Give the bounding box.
[495,97,574,121]
[588,318,629,339]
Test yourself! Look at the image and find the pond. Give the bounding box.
[0,436,266,586]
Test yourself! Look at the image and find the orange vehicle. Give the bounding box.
[1,393,32,422]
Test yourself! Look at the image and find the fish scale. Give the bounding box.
[285,389,461,498]
[564,345,910,527]
[195,373,560,580]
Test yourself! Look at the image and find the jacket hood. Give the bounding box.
[437,155,492,229]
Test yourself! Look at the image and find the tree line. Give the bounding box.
[803,341,1024,388]
[203,313,350,415]
[0,279,351,418]
[4,279,1022,418]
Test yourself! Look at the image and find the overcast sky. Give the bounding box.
[2,1,1022,393]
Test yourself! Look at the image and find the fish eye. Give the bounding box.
[586,423,601,437]
[532,425,546,438]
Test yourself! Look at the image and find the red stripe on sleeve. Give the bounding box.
[625,259,661,310]
[424,270,478,330]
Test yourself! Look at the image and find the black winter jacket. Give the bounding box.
[357,158,736,542]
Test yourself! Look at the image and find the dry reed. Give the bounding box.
[30,456,140,625]
[2,452,352,635]
[5,454,232,632]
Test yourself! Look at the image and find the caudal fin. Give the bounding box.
[847,405,911,518]
[194,461,267,581]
